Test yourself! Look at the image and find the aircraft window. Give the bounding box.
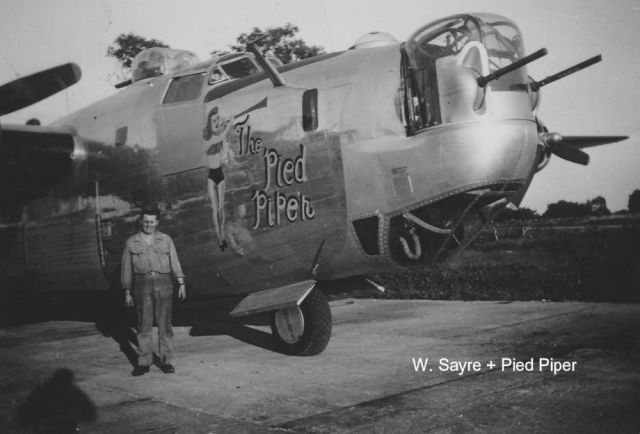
[402,14,527,134]
[414,16,482,58]
[132,47,200,82]
[133,59,165,81]
[162,73,205,104]
[220,57,258,79]
[208,67,228,85]
[115,126,127,147]
[402,16,482,133]
[302,89,318,131]
[479,17,526,91]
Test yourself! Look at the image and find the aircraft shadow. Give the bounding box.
[175,297,279,353]
[189,321,278,353]
[1,290,283,358]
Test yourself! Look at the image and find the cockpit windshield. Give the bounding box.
[220,57,258,79]
[207,53,284,86]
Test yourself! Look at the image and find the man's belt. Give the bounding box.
[135,271,167,277]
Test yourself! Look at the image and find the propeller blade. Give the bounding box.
[549,141,590,166]
[541,132,590,165]
[560,135,629,149]
[0,63,81,116]
[541,131,629,166]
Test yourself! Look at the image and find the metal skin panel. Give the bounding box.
[343,119,537,218]
[198,83,348,293]
[156,75,208,176]
[23,210,109,291]
[17,80,171,292]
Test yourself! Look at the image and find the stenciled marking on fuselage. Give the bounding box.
[233,116,315,229]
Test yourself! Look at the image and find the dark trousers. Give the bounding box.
[133,274,174,366]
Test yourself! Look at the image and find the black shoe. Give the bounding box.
[132,365,150,376]
[160,364,175,374]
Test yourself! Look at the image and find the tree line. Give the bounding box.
[107,24,324,74]
[497,189,640,221]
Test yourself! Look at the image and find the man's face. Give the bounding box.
[141,214,158,234]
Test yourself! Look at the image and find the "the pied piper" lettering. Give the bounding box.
[233,117,315,229]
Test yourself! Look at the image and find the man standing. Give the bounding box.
[121,208,186,376]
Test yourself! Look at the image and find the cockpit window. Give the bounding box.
[208,67,228,85]
[220,57,258,79]
[162,73,205,104]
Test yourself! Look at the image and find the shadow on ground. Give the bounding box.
[1,290,280,357]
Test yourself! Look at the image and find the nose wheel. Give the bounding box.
[270,288,332,356]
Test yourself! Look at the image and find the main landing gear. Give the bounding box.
[270,288,332,356]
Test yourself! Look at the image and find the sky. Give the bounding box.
[1,0,639,212]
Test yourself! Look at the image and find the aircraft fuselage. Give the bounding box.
[1,14,538,298]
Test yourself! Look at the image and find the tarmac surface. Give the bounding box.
[1,298,640,433]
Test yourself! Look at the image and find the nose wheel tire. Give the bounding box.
[270,288,332,356]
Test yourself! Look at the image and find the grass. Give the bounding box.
[373,219,640,302]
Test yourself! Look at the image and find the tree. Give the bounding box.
[629,189,640,213]
[223,23,325,64]
[495,207,538,222]
[587,196,610,217]
[543,200,590,219]
[107,33,169,70]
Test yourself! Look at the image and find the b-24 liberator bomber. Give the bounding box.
[0,13,627,355]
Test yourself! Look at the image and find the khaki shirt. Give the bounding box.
[121,231,185,290]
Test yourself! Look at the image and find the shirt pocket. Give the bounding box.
[128,247,147,273]
[153,241,172,272]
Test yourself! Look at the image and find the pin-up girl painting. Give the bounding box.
[203,106,234,251]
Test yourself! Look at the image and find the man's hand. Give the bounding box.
[178,284,186,301]
[124,291,134,308]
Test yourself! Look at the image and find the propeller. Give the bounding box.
[0,63,81,116]
[539,132,628,166]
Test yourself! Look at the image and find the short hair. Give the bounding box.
[140,206,160,219]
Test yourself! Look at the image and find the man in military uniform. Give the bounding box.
[121,208,186,376]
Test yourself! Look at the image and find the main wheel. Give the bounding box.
[270,288,332,356]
